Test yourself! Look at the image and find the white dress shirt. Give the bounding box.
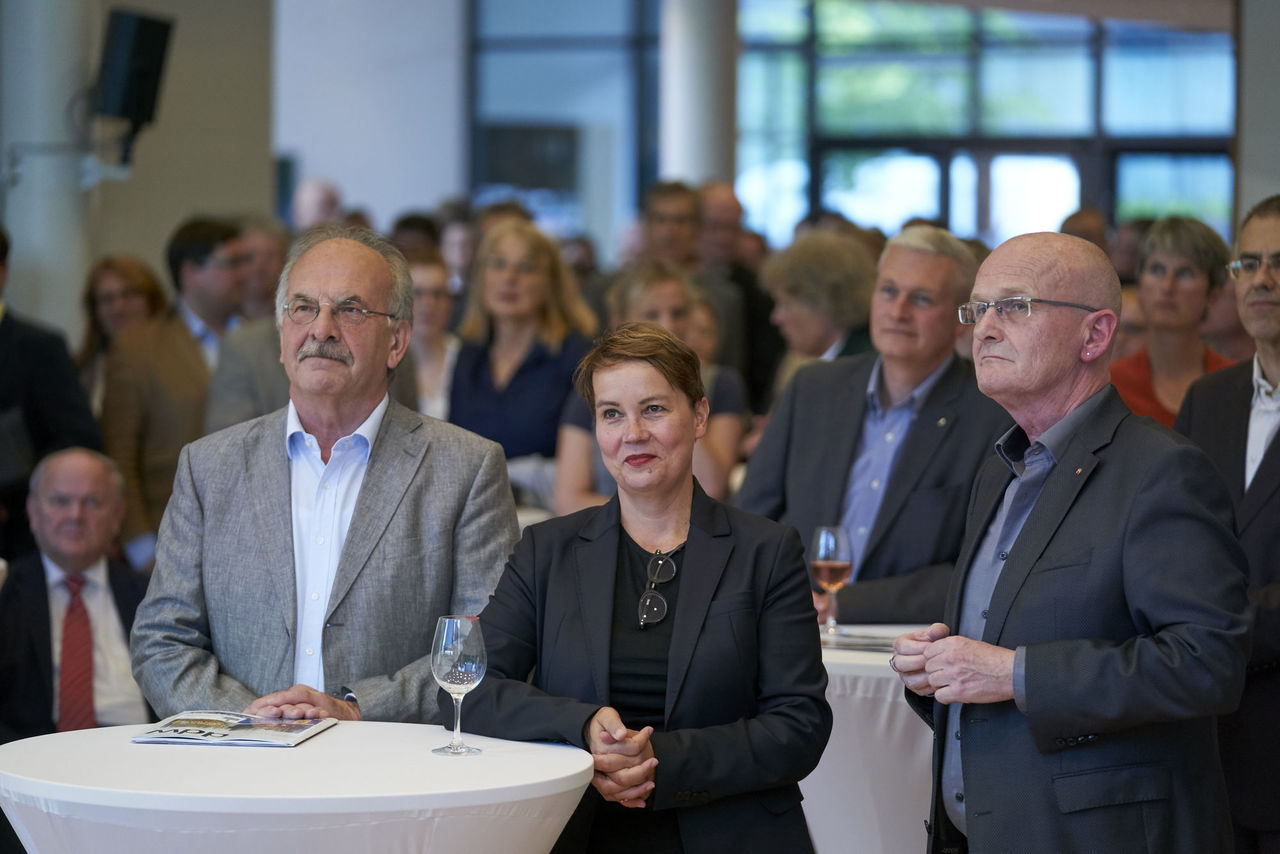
[285,395,389,691]
[1246,357,1280,491]
[43,557,149,726]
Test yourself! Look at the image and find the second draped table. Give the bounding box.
[802,634,935,854]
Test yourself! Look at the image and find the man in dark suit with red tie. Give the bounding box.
[0,448,151,850]
[1176,194,1280,853]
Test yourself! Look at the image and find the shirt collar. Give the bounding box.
[865,354,955,417]
[820,334,847,362]
[42,555,109,591]
[995,385,1110,473]
[285,394,390,461]
[177,298,239,344]
[1252,356,1280,411]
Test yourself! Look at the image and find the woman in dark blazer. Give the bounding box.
[452,323,831,853]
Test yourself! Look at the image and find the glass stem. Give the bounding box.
[451,695,465,749]
[827,591,838,633]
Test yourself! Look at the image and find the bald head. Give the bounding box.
[1060,207,1110,254]
[700,182,744,270]
[983,232,1121,314]
[972,232,1120,439]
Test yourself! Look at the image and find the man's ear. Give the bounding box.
[1082,310,1117,362]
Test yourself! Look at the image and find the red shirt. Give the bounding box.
[1109,347,1234,427]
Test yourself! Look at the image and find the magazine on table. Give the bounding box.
[131,711,338,747]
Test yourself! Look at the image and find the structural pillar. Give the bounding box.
[1236,0,1280,221]
[0,0,93,338]
[658,0,738,184]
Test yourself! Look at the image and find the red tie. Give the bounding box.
[57,576,95,731]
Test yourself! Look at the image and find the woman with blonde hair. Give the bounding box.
[450,220,596,506]
[75,254,167,415]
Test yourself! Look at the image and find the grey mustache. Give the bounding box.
[296,340,353,365]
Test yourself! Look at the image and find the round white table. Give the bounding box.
[800,637,935,854]
[0,721,592,854]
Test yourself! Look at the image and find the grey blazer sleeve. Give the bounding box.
[129,442,259,715]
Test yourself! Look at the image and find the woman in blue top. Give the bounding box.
[450,220,597,471]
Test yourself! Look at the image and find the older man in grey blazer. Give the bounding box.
[131,224,518,723]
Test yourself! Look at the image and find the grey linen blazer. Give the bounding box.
[130,400,519,722]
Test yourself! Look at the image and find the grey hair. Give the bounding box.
[275,224,413,328]
[883,225,978,304]
[29,448,125,498]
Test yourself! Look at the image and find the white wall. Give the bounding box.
[0,0,273,339]
[273,0,468,230]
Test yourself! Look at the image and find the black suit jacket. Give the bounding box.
[736,354,1010,623]
[0,310,101,560]
[0,554,148,743]
[454,485,832,853]
[1176,361,1280,832]
[910,389,1250,853]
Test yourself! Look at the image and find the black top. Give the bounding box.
[585,528,686,854]
[608,530,683,731]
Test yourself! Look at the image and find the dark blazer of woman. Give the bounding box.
[456,484,832,852]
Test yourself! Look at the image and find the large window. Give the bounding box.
[471,1,659,262]
[738,1,1236,248]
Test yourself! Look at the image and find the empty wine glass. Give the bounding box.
[431,615,487,756]
[811,527,852,635]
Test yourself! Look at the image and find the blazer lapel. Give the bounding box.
[866,359,964,561]
[816,359,874,521]
[245,410,297,638]
[574,499,622,706]
[328,404,426,618]
[981,393,1123,645]
[1240,433,1280,532]
[19,560,55,704]
[1210,365,1253,507]
[664,486,733,718]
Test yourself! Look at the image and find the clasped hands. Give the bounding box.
[244,684,362,721]
[586,706,657,809]
[892,623,1015,705]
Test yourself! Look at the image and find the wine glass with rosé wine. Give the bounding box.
[811,527,852,636]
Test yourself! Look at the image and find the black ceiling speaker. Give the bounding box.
[93,9,173,164]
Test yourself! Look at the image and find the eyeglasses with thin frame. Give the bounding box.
[638,549,679,629]
[1227,253,1280,279]
[957,296,1101,325]
[284,296,398,328]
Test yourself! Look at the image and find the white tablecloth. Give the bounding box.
[801,638,935,854]
[0,721,592,854]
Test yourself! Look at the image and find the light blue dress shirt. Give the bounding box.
[177,297,239,370]
[839,355,953,577]
[285,395,389,692]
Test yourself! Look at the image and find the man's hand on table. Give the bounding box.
[244,684,362,720]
